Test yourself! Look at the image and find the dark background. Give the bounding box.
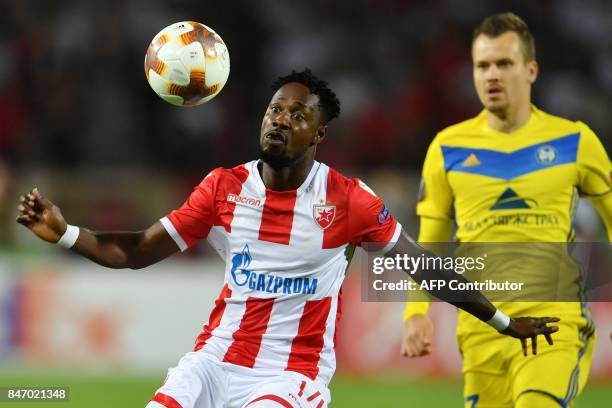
[1,0,610,247]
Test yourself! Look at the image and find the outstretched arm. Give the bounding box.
[388,229,559,355]
[16,188,179,269]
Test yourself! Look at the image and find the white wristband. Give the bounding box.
[57,224,80,248]
[486,309,511,331]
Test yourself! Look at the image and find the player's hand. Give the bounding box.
[16,188,68,243]
[400,314,433,358]
[500,317,560,356]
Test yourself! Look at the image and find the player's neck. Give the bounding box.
[487,103,531,133]
[258,156,314,191]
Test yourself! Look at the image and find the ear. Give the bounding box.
[527,60,538,85]
[312,125,327,146]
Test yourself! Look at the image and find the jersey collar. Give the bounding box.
[250,160,321,196]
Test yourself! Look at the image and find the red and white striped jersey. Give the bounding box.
[160,160,401,385]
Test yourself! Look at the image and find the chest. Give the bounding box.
[213,186,346,268]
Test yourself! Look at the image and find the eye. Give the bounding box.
[292,113,305,121]
[270,106,280,113]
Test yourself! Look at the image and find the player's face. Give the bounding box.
[472,32,538,114]
[259,83,326,168]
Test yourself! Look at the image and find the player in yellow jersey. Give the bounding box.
[401,13,611,408]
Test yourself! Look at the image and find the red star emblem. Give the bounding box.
[313,205,336,230]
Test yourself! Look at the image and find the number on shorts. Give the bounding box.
[466,394,479,408]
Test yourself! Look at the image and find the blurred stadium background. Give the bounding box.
[0,0,611,407]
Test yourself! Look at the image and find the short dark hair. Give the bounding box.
[473,12,535,62]
[271,68,341,124]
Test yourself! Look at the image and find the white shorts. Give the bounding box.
[149,351,330,408]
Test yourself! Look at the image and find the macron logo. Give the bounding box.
[227,193,262,207]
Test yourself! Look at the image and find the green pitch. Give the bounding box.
[0,374,609,407]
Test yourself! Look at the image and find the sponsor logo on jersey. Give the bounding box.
[464,213,559,232]
[461,153,481,167]
[230,244,253,286]
[230,245,318,294]
[227,193,262,207]
[378,204,390,225]
[313,204,336,230]
[490,188,537,210]
[535,145,557,165]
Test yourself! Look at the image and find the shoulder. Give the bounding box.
[533,107,585,134]
[533,108,604,149]
[325,167,377,199]
[325,166,354,192]
[434,111,487,144]
[199,162,251,187]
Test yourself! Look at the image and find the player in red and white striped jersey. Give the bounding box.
[17,69,559,408]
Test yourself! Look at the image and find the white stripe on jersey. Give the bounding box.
[253,297,306,371]
[318,295,339,382]
[199,298,247,360]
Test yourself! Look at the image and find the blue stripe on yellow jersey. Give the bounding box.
[441,133,579,180]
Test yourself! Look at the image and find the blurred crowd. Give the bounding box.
[1,0,611,247]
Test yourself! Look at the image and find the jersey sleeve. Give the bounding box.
[576,122,611,199]
[416,137,454,220]
[348,179,401,253]
[160,168,221,251]
[576,123,612,241]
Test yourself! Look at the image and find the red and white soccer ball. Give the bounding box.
[144,21,230,107]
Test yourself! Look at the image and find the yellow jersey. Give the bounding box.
[416,105,611,243]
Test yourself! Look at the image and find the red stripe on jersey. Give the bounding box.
[315,400,324,408]
[223,297,275,367]
[151,392,183,408]
[297,381,306,397]
[322,168,349,248]
[306,391,321,402]
[258,190,297,245]
[245,394,293,408]
[194,284,232,351]
[216,164,250,233]
[285,297,332,380]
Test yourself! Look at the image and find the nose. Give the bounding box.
[272,111,291,130]
[485,65,500,81]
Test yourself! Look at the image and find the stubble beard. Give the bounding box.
[258,145,298,170]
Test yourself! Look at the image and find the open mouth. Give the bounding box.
[487,87,503,96]
[264,130,287,145]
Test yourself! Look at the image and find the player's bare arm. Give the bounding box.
[388,229,559,355]
[16,188,179,269]
[401,216,452,358]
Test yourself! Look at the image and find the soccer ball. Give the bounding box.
[144,21,230,107]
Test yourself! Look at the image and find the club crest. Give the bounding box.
[313,204,336,230]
